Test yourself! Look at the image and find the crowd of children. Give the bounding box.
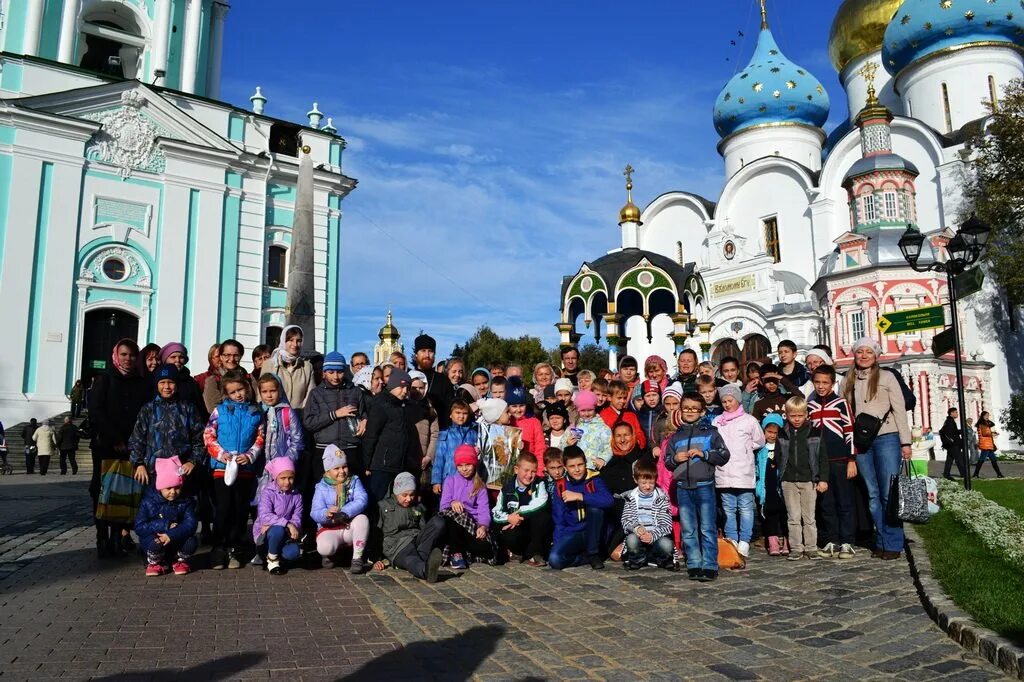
[90,330,922,582]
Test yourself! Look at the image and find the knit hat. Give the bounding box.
[352,366,374,391]
[761,413,785,430]
[805,348,834,366]
[392,472,417,495]
[718,384,742,405]
[545,401,569,422]
[266,457,295,481]
[387,369,412,391]
[573,390,597,410]
[154,364,178,383]
[155,456,184,490]
[641,380,661,396]
[323,351,348,372]
[454,444,478,467]
[159,342,188,363]
[663,382,683,401]
[408,369,428,385]
[852,337,882,357]
[477,398,507,423]
[322,444,347,471]
[553,378,574,395]
[414,333,436,353]
[506,377,528,405]
[758,363,782,379]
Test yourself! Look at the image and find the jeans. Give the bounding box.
[719,489,754,543]
[395,515,447,579]
[264,525,301,561]
[623,533,674,567]
[549,508,605,569]
[820,461,855,545]
[677,482,718,570]
[856,432,904,552]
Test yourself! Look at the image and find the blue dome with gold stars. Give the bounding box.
[713,20,831,139]
[883,0,1024,76]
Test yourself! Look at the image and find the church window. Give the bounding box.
[102,257,127,282]
[850,311,866,340]
[267,245,287,287]
[884,191,898,219]
[763,217,781,263]
[864,194,878,222]
[676,241,684,265]
[78,9,145,80]
[941,82,953,133]
[988,75,998,110]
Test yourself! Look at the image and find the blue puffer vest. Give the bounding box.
[216,399,263,455]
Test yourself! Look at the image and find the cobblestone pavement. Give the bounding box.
[0,474,1010,681]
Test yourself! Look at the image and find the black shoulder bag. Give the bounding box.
[851,386,892,453]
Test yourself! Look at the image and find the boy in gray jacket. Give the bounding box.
[372,473,445,582]
[778,396,829,561]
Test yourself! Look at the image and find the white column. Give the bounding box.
[23,0,46,56]
[180,0,204,94]
[150,0,173,85]
[206,2,229,99]
[57,0,81,64]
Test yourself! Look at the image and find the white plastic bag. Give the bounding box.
[923,475,939,516]
[224,456,239,486]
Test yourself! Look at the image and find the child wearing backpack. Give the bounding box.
[548,446,613,570]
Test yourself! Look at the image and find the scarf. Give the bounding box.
[611,431,637,457]
[111,338,139,376]
[715,405,746,427]
[644,355,669,388]
[272,324,304,365]
[322,473,349,509]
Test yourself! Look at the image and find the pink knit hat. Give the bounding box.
[454,445,478,467]
[155,456,184,490]
[266,457,295,481]
[573,389,597,410]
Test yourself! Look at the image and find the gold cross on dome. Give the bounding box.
[858,61,880,103]
[623,164,634,189]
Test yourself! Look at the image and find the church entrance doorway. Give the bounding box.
[81,309,139,385]
[740,334,771,366]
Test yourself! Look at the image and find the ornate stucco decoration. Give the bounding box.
[83,91,167,178]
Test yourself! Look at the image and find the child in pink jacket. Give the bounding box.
[712,385,766,558]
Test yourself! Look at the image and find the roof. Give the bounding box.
[775,270,810,296]
[843,153,920,183]
[560,248,696,303]
[818,226,940,277]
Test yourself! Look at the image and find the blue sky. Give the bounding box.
[220,1,848,358]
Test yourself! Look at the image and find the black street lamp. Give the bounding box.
[898,217,991,490]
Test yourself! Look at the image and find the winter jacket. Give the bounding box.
[440,474,491,528]
[752,392,788,422]
[636,404,662,450]
[432,423,478,486]
[88,368,151,455]
[492,478,549,525]
[550,474,613,540]
[510,415,546,460]
[712,411,765,489]
[671,371,700,394]
[363,392,420,474]
[134,487,198,546]
[741,389,761,416]
[422,367,456,430]
[129,396,205,471]
[303,380,364,449]
[261,403,303,464]
[620,487,673,538]
[253,481,304,543]
[576,415,612,470]
[600,447,646,496]
[203,399,265,479]
[781,361,809,389]
[261,356,316,410]
[939,416,962,451]
[20,422,38,443]
[778,422,827,484]
[32,425,55,456]
[56,422,79,451]
[600,406,647,449]
[754,442,778,505]
[663,420,730,489]
[377,497,427,563]
[807,392,855,462]
[311,475,369,529]
[978,423,996,451]
[174,369,208,422]
[202,368,252,415]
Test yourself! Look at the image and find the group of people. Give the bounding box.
[81,325,979,583]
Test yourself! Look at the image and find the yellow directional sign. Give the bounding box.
[876,305,946,335]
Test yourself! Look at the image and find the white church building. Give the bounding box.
[0,0,356,423]
[559,0,1024,448]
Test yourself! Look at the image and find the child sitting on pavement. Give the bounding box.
[135,456,198,577]
[373,472,446,583]
[492,452,551,567]
[254,457,303,575]
[548,446,614,570]
[311,445,370,573]
[439,445,497,569]
[621,457,676,571]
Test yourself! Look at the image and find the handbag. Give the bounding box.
[885,461,930,525]
[851,390,892,453]
[96,459,143,523]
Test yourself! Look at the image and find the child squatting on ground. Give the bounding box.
[135,456,199,576]
[312,445,370,573]
[254,457,303,575]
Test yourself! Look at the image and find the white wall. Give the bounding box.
[637,194,710,264]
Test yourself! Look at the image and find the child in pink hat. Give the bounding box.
[254,457,304,575]
[134,456,199,576]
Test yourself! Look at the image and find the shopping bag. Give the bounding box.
[886,462,930,525]
[95,459,143,523]
[224,456,239,487]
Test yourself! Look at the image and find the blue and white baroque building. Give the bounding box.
[0,0,355,422]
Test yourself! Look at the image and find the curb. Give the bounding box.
[904,525,1024,679]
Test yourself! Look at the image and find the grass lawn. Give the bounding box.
[972,478,1024,518]
[916,510,1024,645]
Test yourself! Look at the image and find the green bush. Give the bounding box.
[1001,392,1024,445]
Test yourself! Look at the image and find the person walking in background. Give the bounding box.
[21,418,39,474]
[974,411,1004,478]
[33,419,56,476]
[70,380,85,419]
[56,416,80,475]
[939,407,966,481]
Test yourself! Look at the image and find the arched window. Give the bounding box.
[268,245,287,287]
[78,6,146,79]
[740,334,771,366]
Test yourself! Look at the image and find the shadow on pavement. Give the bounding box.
[93,652,267,680]
[336,625,504,681]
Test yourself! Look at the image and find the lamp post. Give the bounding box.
[898,216,991,490]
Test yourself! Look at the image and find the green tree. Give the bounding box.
[548,343,609,375]
[962,78,1024,303]
[451,326,550,381]
[1001,392,1024,447]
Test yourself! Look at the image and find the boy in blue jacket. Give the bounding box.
[549,446,613,570]
[431,400,477,494]
[135,456,199,577]
[664,391,730,581]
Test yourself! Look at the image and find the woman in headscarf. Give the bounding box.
[261,324,317,412]
[601,421,648,560]
[88,339,150,558]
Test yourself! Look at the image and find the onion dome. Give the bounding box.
[883,0,1024,76]
[713,3,831,139]
[828,0,906,73]
[618,164,642,226]
[378,309,400,341]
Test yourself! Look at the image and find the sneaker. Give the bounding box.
[838,544,856,559]
[227,553,242,570]
[210,547,227,570]
[507,551,523,564]
[250,554,264,567]
[703,569,719,581]
[817,543,836,559]
[321,556,335,569]
[766,536,780,556]
[623,561,642,571]
[804,551,819,560]
[687,568,701,580]
[588,555,605,570]
[350,558,365,575]
[172,561,190,576]
[145,563,166,577]
[786,553,803,562]
[426,548,443,583]
[267,556,283,575]
[450,553,469,571]
[737,541,750,558]
[525,555,548,568]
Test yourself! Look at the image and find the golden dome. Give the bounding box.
[378,309,400,340]
[828,0,904,73]
[617,164,643,226]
